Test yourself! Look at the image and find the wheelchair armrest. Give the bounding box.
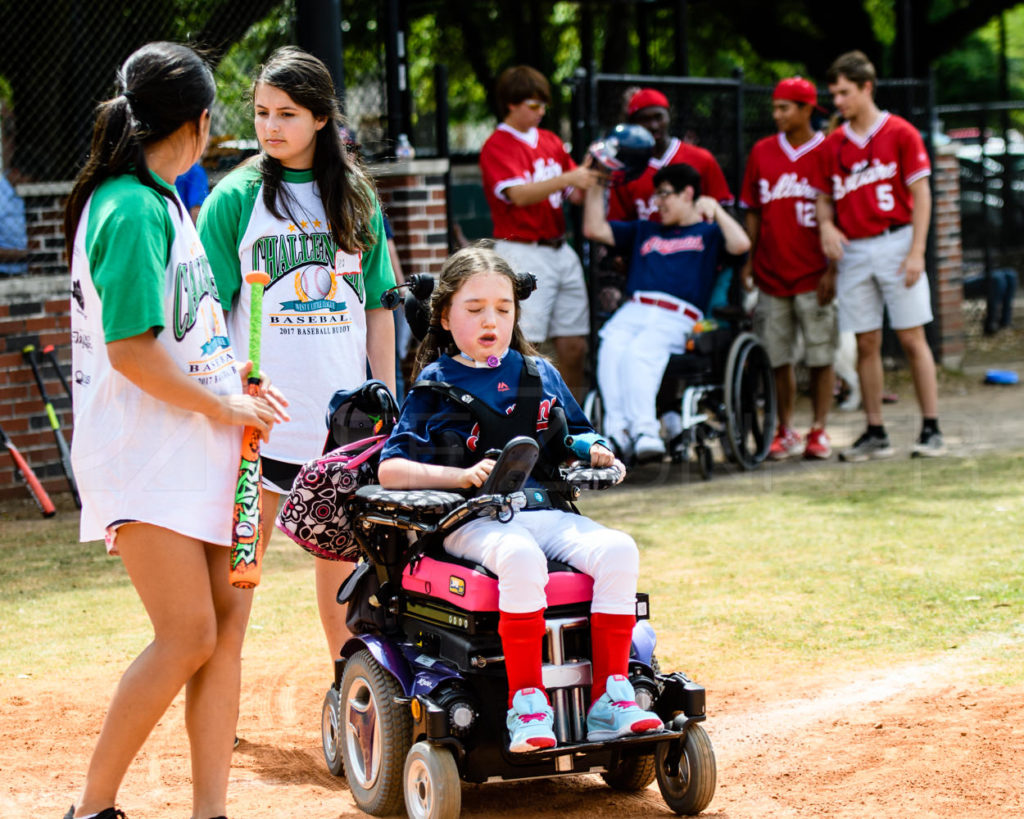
[710,304,750,324]
[564,464,623,491]
[435,492,527,534]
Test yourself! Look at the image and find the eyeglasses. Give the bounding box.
[652,188,677,200]
[522,99,547,111]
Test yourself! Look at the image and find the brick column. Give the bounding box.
[932,145,965,369]
[370,158,450,278]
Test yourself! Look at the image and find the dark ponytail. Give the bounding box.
[65,42,215,256]
[253,47,377,255]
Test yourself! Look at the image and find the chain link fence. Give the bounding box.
[0,0,388,183]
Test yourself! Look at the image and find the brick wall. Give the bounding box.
[1,269,74,502]
[932,145,965,368]
[371,158,451,277]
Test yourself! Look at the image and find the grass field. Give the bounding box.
[2,451,1022,688]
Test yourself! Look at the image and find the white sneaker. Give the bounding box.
[634,434,666,463]
[661,411,683,442]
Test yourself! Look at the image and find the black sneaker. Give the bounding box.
[911,428,947,458]
[839,430,895,462]
[64,808,126,819]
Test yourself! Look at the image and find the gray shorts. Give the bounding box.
[754,289,838,368]
[493,240,590,342]
[836,226,933,333]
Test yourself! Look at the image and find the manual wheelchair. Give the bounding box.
[279,273,717,818]
[583,302,777,480]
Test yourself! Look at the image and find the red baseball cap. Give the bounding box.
[627,88,670,117]
[772,77,825,111]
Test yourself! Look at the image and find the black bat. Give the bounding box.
[0,422,56,517]
[23,344,81,508]
[41,344,73,406]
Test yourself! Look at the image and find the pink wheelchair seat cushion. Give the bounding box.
[402,555,594,612]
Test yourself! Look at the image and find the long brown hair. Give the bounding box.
[412,243,538,378]
[252,46,377,254]
[64,42,214,255]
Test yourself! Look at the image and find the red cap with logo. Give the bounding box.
[772,77,824,111]
[627,88,670,117]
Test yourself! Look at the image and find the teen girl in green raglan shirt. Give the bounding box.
[199,47,396,665]
[64,42,287,819]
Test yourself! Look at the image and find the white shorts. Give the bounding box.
[836,226,933,333]
[493,239,590,342]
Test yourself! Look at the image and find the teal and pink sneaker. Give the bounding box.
[586,674,664,741]
[507,687,557,752]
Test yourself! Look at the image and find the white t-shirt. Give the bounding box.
[199,163,395,465]
[70,174,242,545]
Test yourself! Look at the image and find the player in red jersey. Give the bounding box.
[740,77,836,461]
[607,87,732,222]
[813,50,945,461]
[479,65,603,399]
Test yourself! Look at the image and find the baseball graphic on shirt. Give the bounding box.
[297,266,335,301]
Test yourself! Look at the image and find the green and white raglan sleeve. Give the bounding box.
[362,201,397,310]
[85,178,174,343]
[197,164,262,312]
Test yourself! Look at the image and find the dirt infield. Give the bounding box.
[4,648,1023,817]
[3,334,1023,817]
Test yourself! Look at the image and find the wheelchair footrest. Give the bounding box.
[501,723,691,765]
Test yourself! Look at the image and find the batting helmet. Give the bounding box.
[589,124,655,181]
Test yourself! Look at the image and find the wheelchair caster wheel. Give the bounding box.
[695,444,713,480]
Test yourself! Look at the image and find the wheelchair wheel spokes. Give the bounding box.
[723,334,777,470]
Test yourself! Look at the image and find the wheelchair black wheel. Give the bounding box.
[655,722,717,815]
[722,333,777,470]
[340,649,413,815]
[694,444,713,481]
[602,751,657,791]
[321,686,346,777]
[582,388,605,436]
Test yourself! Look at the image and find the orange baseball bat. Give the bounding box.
[230,271,271,589]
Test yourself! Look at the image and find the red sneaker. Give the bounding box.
[769,426,802,460]
[804,428,832,460]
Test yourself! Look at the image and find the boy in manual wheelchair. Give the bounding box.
[583,162,751,464]
[277,245,716,817]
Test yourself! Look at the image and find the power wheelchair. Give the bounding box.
[279,273,717,818]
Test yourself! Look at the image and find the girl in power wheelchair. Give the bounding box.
[278,242,716,817]
[377,244,663,752]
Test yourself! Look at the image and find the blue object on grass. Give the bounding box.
[984,369,1019,385]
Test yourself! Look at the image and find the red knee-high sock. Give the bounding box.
[499,609,547,708]
[590,612,636,702]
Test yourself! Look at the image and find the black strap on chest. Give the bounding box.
[410,356,542,454]
[409,357,569,501]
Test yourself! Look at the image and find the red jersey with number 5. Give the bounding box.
[740,131,828,296]
[607,137,733,222]
[480,124,576,242]
[812,112,930,240]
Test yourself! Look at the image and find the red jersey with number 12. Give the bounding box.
[740,131,828,296]
[812,112,930,240]
[480,124,577,242]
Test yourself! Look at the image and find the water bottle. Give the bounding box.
[396,134,415,160]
